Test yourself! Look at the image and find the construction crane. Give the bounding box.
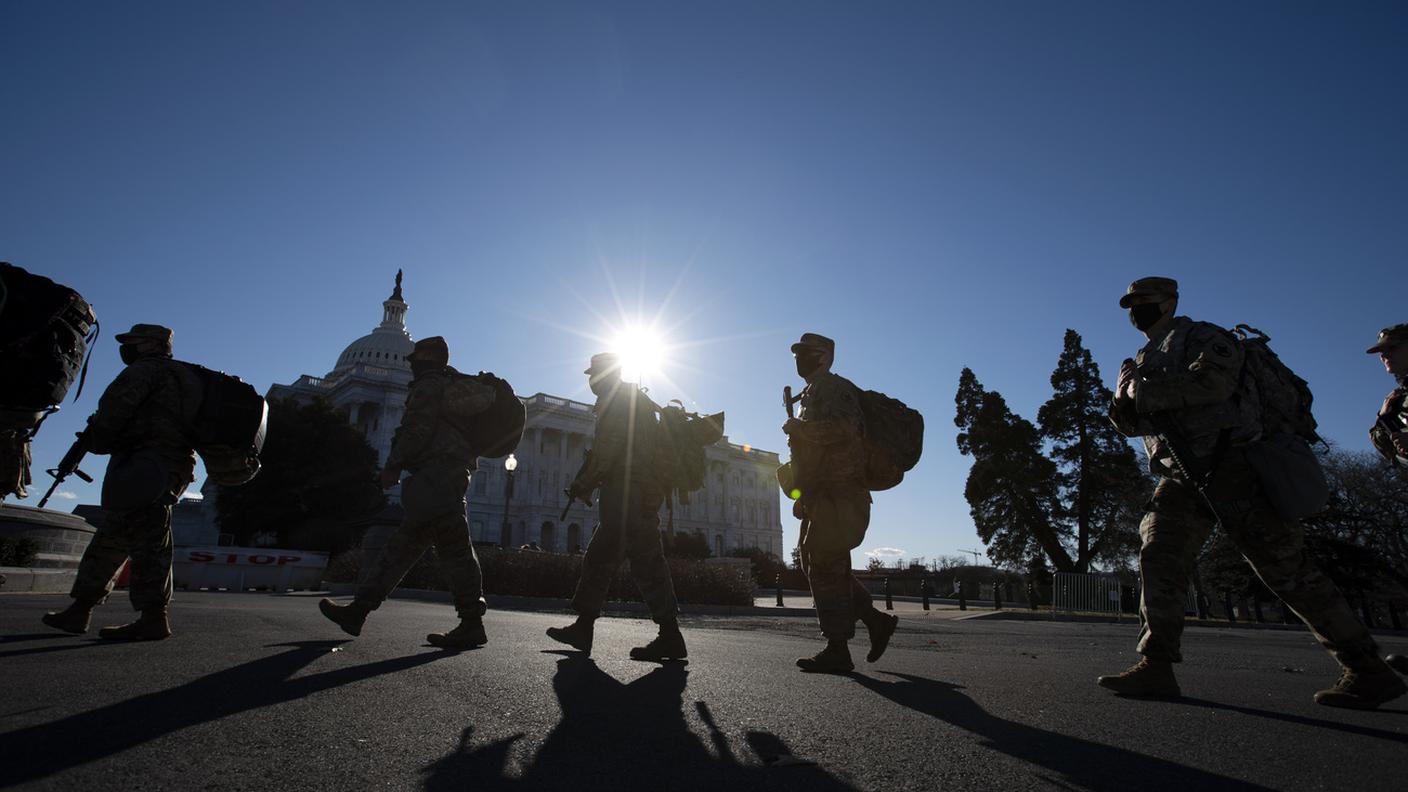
[958,548,985,567]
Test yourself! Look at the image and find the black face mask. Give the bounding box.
[1129,303,1166,332]
[119,345,141,365]
[796,354,826,379]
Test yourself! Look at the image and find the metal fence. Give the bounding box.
[1051,572,1126,616]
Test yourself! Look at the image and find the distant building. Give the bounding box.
[257,272,785,558]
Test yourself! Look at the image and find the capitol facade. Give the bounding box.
[267,274,785,559]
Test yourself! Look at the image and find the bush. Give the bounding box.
[0,537,39,567]
[323,544,752,606]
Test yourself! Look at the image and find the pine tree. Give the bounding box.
[955,368,1074,571]
[1036,330,1149,572]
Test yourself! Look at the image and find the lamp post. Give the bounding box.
[499,453,518,549]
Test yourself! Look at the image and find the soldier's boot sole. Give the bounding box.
[1314,670,1408,710]
[319,598,368,637]
[1386,655,1408,676]
[629,631,687,662]
[41,603,94,635]
[1096,662,1181,699]
[98,613,171,642]
[796,644,855,674]
[864,611,899,663]
[427,622,488,650]
[546,623,594,655]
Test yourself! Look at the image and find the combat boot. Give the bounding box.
[98,608,172,641]
[630,621,688,661]
[42,599,96,634]
[796,640,855,673]
[546,617,595,654]
[427,618,487,650]
[1096,657,1180,698]
[319,598,370,637]
[862,610,899,663]
[1386,654,1408,676]
[1313,665,1408,710]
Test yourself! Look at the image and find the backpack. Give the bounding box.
[1232,325,1319,444]
[178,362,268,486]
[0,263,98,425]
[450,371,525,459]
[854,388,924,491]
[655,401,724,505]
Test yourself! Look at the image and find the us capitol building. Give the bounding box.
[265,273,785,559]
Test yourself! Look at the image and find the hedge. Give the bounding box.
[325,545,753,607]
[0,537,39,567]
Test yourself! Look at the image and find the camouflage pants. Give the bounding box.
[799,491,875,641]
[0,431,32,501]
[572,476,678,623]
[71,486,183,612]
[356,465,486,618]
[1137,448,1379,669]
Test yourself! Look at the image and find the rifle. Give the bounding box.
[783,386,801,420]
[1372,410,1408,468]
[38,429,93,508]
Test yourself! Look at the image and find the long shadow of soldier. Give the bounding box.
[0,640,452,788]
[852,671,1280,792]
[422,653,861,792]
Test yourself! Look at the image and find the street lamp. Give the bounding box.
[499,453,518,548]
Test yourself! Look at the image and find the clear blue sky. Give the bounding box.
[4,2,1404,566]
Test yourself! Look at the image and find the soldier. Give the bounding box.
[41,324,196,641]
[783,333,897,673]
[1366,323,1408,677]
[546,353,686,660]
[1102,278,1405,708]
[319,336,495,650]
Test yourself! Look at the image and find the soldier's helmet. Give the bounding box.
[789,332,835,357]
[408,336,449,365]
[1366,323,1408,355]
[114,323,174,353]
[1118,277,1179,308]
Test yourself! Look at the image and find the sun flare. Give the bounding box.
[610,325,668,383]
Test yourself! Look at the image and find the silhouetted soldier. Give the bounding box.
[319,336,495,650]
[546,353,685,660]
[1103,278,1404,708]
[785,333,897,673]
[1366,323,1408,677]
[42,324,195,641]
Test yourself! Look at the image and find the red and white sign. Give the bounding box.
[174,545,330,591]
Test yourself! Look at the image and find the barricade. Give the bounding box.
[173,546,329,592]
[1051,572,1123,618]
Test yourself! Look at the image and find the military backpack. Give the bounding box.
[176,362,268,486]
[0,262,98,428]
[1232,324,1319,444]
[854,387,924,490]
[654,400,725,506]
[448,371,525,459]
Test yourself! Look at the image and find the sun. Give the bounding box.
[610,324,668,383]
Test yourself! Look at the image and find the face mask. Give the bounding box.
[1129,303,1166,332]
[795,353,823,379]
[410,360,439,378]
[119,345,141,365]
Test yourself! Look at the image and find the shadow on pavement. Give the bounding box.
[854,671,1277,792]
[422,655,860,792]
[1178,697,1408,741]
[0,640,452,788]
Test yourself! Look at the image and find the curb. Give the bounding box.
[0,567,77,594]
[321,582,820,618]
[958,607,1408,637]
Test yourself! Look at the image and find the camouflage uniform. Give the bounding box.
[0,430,31,500]
[72,350,197,612]
[570,381,678,623]
[1111,313,1380,670]
[789,368,876,641]
[1367,324,1408,468]
[355,364,493,619]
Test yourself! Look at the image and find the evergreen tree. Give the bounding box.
[1036,330,1149,572]
[217,397,385,550]
[954,368,1073,571]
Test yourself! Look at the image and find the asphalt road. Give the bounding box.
[2,592,1405,792]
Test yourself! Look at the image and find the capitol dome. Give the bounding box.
[328,271,414,376]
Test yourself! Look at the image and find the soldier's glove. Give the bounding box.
[792,500,807,520]
[782,418,804,436]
